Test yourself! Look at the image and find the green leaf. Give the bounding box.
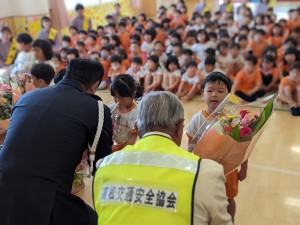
[229,124,241,141]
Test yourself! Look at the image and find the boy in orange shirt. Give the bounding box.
[232,55,265,102]
[170,10,186,29]
[278,61,300,116]
[247,29,268,59]
[69,26,80,48]
[108,54,126,83]
[118,21,130,51]
[187,72,248,223]
[86,34,100,54]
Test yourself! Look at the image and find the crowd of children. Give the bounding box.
[1,0,300,222]
[1,1,300,115]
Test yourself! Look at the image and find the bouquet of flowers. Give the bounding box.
[0,83,12,131]
[193,94,276,175]
[10,70,35,105]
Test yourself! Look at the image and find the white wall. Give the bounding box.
[0,0,49,17]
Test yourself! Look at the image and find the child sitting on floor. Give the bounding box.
[278,61,300,116]
[232,55,265,102]
[176,60,200,101]
[187,72,248,223]
[144,55,164,92]
[126,56,145,84]
[162,55,181,93]
[108,54,126,83]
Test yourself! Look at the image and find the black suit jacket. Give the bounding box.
[0,79,112,225]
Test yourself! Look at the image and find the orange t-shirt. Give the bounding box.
[288,19,300,33]
[279,76,297,94]
[100,59,110,82]
[268,36,284,49]
[181,13,189,22]
[108,66,127,78]
[235,69,262,93]
[122,59,131,70]
[248,40,268,59]
[155,31,166,45]
[170,19,186,29]
[70,35,81,48]
[119,32,131,51]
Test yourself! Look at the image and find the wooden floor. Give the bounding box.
[78,91,300,225]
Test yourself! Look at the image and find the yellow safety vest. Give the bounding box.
[5,39,17,65]
[93,134,201,225]
[202,4,211,15]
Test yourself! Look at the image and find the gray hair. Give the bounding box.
[137,91,184,134]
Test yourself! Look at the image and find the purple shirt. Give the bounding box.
[112,12,121,24]
[0,41,12,67]
[37,29,60,52]
[255,3,269,17]
[219,3,233,14]
[71,15,92,31]
[194,3,205,15]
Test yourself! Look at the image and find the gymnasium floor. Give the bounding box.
[77,91,300,225]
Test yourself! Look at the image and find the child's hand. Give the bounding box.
[238,169,247,181]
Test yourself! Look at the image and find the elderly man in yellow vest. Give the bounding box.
[93,91,232,225]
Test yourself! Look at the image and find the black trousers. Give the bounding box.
[235,90,266,102]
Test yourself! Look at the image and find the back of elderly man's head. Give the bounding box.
[137,92,184,135]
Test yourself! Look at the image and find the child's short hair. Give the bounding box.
[245,55,258,65]
[110,54,122,64]
[116,48,128,59]
[111,74,143,98]
[284,37,297,47]
[148,55,159,64]
[54,68,66,84]
[186,30,197,38]
[75,3,84,11]
[238,35,248,42]
[78,30,88,35]
[90,51,101,57]
[132,56,142,65]
[186,60,197,69]
[262,55,276,68]
[204,57,216,66]
[173,42,183,48]
[111,35,121,47]
[255,29,266,36]
[62,35,71,42]
[118,21,126,28]
[67,48,79,58]
[205,48,216,56]
[230,43,240,49]
[171,32,182,42]
[197,29,209,42]
[208,32,217,40]
[88,34,97,41]
[202,72,232,92]
[182,49,193,56]
[1,26,12,34]
[30,63,55,85]
[53,53,62,62]
[166,55,180,71]
[101,35,110,42]
[144,29,155,40]
[100,45,111,52]
[131,35,141,44]
[217,41,229,50]
[240,25,250,32]
[76,41,85,47]
[16,33,33,44]
[69,25,78,32]
[291,61,300,71]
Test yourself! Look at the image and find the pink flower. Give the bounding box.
[239,110,249,119]
[240,126,252,138]
[241,116,251,127]
[224,126,234,132]
[0,84,12,92]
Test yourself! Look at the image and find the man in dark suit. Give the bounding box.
[0,59,112,225]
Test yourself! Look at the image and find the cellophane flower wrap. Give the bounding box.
[0,79,13,130]
[192,94,276,175]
